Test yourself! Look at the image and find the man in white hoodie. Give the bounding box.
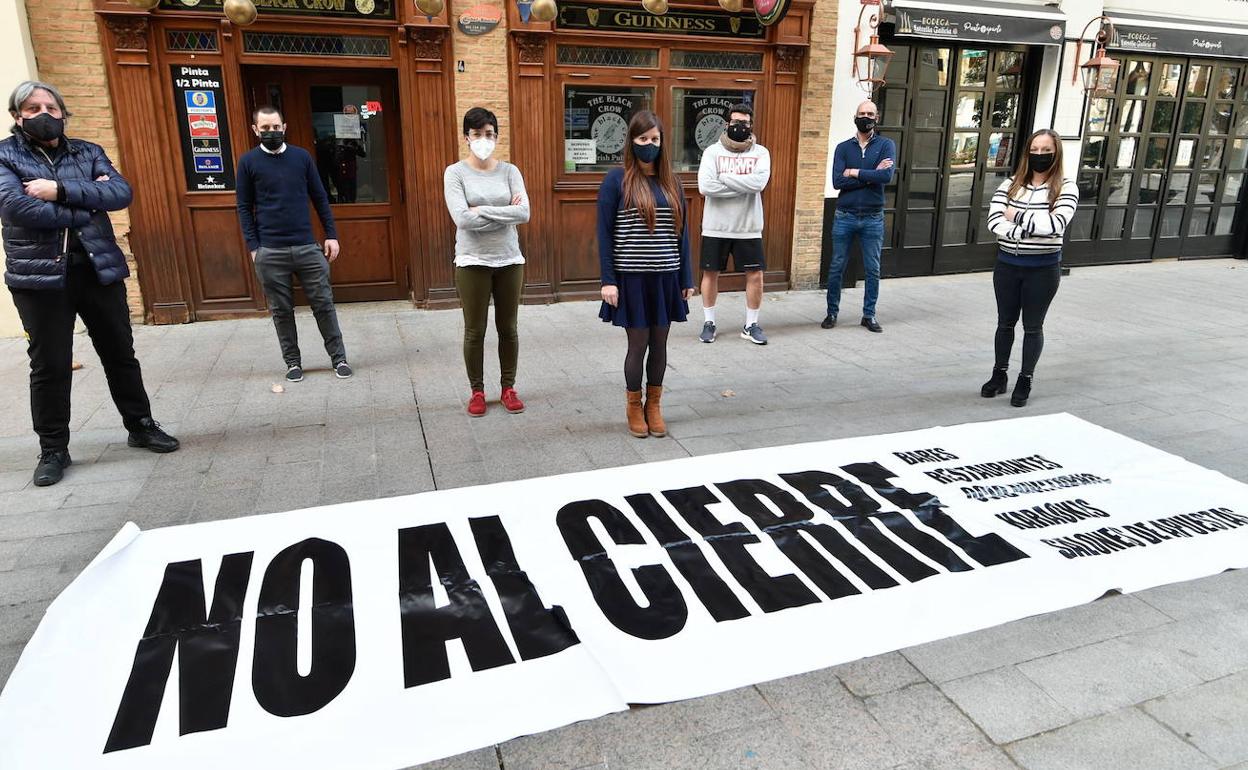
[697,104,771,345]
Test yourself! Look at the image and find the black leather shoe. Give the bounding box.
[820,315,837,329]
[1011,374,1033,407]
[33,450,71,487]
[127,418,180,453]
[861,316,883,333]
[981,368,1008,398]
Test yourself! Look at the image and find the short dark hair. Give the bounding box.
[728,103,753,120]
[463,106,498,136]
[252,105,283,124]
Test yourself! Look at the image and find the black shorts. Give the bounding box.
[700,236,765,272]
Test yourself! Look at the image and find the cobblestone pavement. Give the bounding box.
[2,259,1247,769]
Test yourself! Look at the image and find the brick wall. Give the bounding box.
[790,1,837,288]
[24,0,145,319]
[449,0,512,161]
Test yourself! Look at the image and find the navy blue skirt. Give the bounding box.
[599,271,689,328]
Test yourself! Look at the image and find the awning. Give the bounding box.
[1106,10,1248,60]
[889,0,1066,47]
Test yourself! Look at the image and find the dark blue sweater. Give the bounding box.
[596,167,692,289]
[831,133,896,213]
[235,145,337,252]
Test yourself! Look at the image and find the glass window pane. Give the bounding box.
[1077,172,1100,204]
[947,173,975,207]
[950,132,979,169]
[669,50,762,72]
[1175,138,1196,168]
[942,210,970,245]
[1119,99,1145,132]
[917,48,951,88]
[1082,136,1106,169]
[1202,139,1226,169]
[1181,102,1205,133]
[1160,207,1183,237]
[1232,139,1248,170]
[1196,173,1218,203]
[1132,208,1156,238]
[1225,172,1244,204]
[879,87,906,127]
[885,44,911,84]
[1138,172,1163,204]
[914,90,947,128]
[995,51,1025,89]
[1167,171,1190,202]
[1114,137,1138,169]
[1215,207,1236,235]
[1236,109,1248,137]
[670,88,755,173]
[1123,60,1151,95]
[991,93,1019,128]
[558,46,659,68]
[1069,209,1094,241]
[1145,138,1170,169]
[1087,98,1111,132]
[1188,64,1211,97]
[309,84,388,204]
[955,92,983,128]
[1151,101,1176,134]
[1108,172,1133,204]
[905,211,934,246]
[564,86,653,172]
[1216,67,1239,100]
[988,132,1015,169]
[983,169,1009,202]
[881,130,903,163]
[1188,208,1211,236]
[1211,104,1233,135]
[1102,208,1126,239]
[1158,64,1183,97]
[910,171,939,206]
[913,132,943,167]
[959,49,988,87]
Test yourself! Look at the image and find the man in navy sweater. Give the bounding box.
[236,105,352,382]
[825,100,895,334]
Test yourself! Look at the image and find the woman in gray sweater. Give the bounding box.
[443,107,530,417]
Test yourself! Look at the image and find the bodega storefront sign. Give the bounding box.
[158,0,396,20]
[893,1,1065,47]
[557,2,765,39]
[1110,15,1248,59]
[171,65,236,192]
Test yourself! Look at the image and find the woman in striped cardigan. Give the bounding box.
[982,129,1078,407]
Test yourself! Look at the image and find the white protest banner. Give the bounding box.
[3,413,1248,769]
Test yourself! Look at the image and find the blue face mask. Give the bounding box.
[633,142,660,164]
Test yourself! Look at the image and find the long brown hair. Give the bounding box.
[1007,128,1064,209]
[621,110,684,235]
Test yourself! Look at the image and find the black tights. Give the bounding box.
[624,325,670,391]
[993,261,1061,376]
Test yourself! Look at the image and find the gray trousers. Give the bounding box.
[253,243,346,367]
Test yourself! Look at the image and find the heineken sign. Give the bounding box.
[894,5,1064,47]
[557,2,765,39]
[158,0,396,20]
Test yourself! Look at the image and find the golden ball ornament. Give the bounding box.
[718,0,743,12]
[641,0,669,14]
[530,0,557,22]
[223,0,258,25]
[414,0,444,16]
[125,0,161,9]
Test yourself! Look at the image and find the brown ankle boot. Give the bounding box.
[644,384,666,437]
[626,389,648,438]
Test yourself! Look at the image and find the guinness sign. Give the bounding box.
[557,2,765,39]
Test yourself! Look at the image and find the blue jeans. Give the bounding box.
[827,210,884,319]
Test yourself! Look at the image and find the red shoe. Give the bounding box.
[467,390,487,417]
[501,387,525,414]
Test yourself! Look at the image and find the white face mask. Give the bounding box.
[469,137,496,161]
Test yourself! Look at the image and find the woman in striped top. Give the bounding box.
[597,110,694,438]
[982,129,1078,407]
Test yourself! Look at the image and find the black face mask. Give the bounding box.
[726,122,752,143]
[854,116,876,134]
[1029,152,1056,174]
[259,130,286,151]
[633,142,660,164]
[21,113,65,143]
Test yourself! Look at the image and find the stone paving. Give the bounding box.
[1,258,1247,769]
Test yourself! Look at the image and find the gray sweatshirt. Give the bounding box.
[697,140,771,239]
[443,160,530,267]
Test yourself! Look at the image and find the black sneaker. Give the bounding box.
[861,316,883,333]
[127,418,180,453]
[286,364,304,383]
[33,449,71,487]
[699,322,717,343]
[335,361,354,379]
[820,315,837,329]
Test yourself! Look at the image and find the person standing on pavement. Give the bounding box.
[1,81,179,487]
[982,128,1078,407]
[598,110,693,439]
[236,105,353,384]
[824,100,895,334]
[696,103,771,346]
[443,106,530,418]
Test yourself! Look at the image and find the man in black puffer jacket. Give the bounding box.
[1,81,179,487]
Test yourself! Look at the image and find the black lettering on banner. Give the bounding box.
[252,538,357,716]
[468,515,580,660]
[625,493,751,623]
[844,462,1028,568]
[662,485,820,613]
[1124,523,1170,544]
[893,448,959,466]
[398,523,515,687]
[779,470,942,583]
[104,553,254,753]
[556,499,688,640]
[714,479,898,598]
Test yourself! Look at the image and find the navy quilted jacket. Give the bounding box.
[0,129,133,290]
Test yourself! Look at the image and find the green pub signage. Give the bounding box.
[557,2,765,39]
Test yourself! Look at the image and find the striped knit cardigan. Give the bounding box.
[986,177,1079,266]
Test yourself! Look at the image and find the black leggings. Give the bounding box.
[624,325,670,391]
[993,260,1061,376]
